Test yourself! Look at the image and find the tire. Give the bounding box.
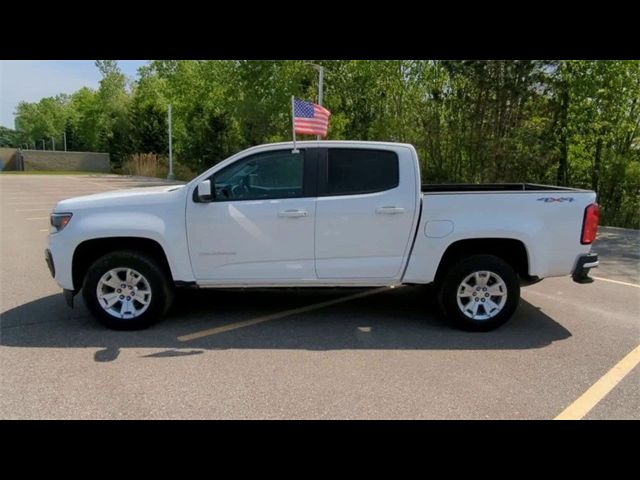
[437,254,520,331]
[82,250,174,330]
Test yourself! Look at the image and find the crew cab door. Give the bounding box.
[314,147,419,279]
[186,148,318,282]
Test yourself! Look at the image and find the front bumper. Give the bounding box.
[572,252,598,284]
[45,248,75,307]
[45,248,55,278]
[47,230,76,291]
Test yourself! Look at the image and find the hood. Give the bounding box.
[53,184,185,212]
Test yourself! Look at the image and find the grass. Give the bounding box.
[0,170,107,175]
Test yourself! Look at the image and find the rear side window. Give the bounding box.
[326,149,399,195]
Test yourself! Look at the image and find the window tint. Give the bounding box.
[326,149,399,195]
[212,150,305,201]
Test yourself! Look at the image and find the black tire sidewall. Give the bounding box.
[438,254,520,331]
[82,250,173,330]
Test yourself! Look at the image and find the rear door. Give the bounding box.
[314,146,418,279]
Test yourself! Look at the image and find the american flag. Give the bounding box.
[293,98,331,137]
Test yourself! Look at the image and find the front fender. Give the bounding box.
[49,210,194,290]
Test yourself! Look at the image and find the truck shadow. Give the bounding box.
[1,286,571,361]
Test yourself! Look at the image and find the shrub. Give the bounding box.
[121,153,197,181]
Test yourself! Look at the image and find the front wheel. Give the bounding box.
[438,254,520,331]
[82,250,174,330]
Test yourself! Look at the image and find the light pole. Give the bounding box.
[167,104,174,180]
[42,139,45,150]
[51,136,55,151]
[63,131,67,151]
[306,63,325,140]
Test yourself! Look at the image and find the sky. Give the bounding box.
[0,60,149,129]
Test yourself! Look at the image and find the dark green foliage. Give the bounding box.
[11,60,640,228]
[129,103,167,154]
[0,126,22,147]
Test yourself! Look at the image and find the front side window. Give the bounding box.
[326,149,399,195]
[212,150,305,201]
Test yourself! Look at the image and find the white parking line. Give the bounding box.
[69,177,125,189]
[26,217,49,220]
[8,203,56,206]
[6,192,100,196]
[592,276,640,289]
[16,208,50,212]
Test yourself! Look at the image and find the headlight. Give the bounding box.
[50,213,73,233]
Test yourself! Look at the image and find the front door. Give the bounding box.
[186,148,317,282]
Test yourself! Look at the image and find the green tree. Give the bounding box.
[10,59,640,228]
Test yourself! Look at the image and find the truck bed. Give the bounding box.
[422,183,583,193]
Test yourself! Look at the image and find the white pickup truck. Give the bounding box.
[46,141,600,331]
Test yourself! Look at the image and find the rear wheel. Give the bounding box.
[438,254,520,331]
[82,250,174,330]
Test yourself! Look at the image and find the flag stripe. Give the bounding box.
[296,128,327,134]
[296,124,328,130]
[296,126,327,133]
[293,97,331,137]
[296,124,325,129]
[296,130,326,135]
[295,114,329,121]
[296,125,327,130]
[295,120,328,126]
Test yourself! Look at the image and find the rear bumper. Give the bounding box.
[572,252,598,284]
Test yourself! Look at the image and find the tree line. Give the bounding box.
[6,60,640,228]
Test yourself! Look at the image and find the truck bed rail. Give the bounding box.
[421,183,584,193]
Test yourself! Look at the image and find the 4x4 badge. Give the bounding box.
[537,197,575,203]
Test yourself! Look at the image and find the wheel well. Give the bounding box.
[72,237,173,291]
[435,238,530,283]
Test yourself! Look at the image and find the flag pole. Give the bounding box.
[316,65,324,141]
[291,95,299,153]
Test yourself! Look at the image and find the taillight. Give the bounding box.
[581,203,600,244]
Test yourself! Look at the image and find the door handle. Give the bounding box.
[278,209,308,218]
[376,206,405,214]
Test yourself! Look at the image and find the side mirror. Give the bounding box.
[197,180,213,202]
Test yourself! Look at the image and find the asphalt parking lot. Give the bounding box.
[1,174,638,419]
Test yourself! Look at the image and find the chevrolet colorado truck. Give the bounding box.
[46,141,600,331]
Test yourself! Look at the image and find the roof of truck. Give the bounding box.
[259,140,415,148]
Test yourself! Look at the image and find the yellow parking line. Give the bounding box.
[591,276,640,289]
[177,286,393,342]
[555,344,640,420]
